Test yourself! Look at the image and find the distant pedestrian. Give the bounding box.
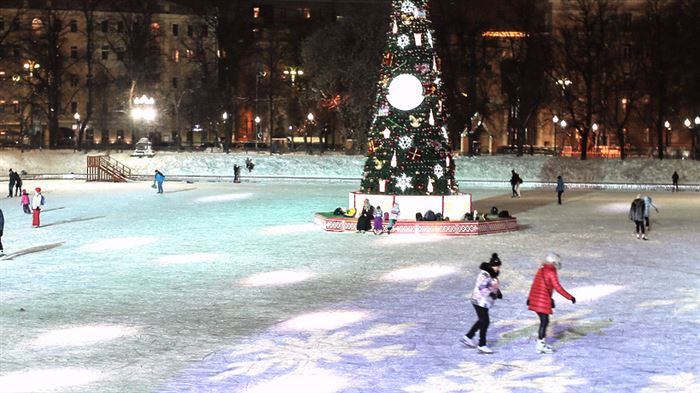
[373,206,384,235]
[671,171,679,192]
[0,208,4,255]
[7,169,15,198]
[20,189,31,214]
[31,187,45,228]
[153,170,165,194]
[556,175,565,205]
[233,165,241,183]
[629,194,647,240]
[387,202,400,234]
[510,170,518,197]
[643,195,659,231]
[460,253,503,354]
[527,252,575,354]
[245,157,255,172]
[12,170,22,197]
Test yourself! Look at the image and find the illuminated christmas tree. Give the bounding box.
[360,0,457,196]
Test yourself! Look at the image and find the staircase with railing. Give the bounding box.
[86,155,132,182]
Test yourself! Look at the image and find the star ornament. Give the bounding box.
[396,173,413,192]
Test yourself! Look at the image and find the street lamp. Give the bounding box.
[254,115,261,151]
[23,60,40,78]
[73,112,81,151]
[283,67,304,85]
[592,123,599,149]
[684,116,700,159]
[664,120,671,153]
[552,115,559,154]
[131,94,157,144]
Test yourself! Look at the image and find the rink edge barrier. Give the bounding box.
[11,173,700,192]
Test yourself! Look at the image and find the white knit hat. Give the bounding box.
[544,252,562,268]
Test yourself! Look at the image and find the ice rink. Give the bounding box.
[1,179,698,393]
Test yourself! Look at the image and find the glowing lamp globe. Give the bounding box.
[387,74,424,111]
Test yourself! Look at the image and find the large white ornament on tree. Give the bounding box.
[387,74,424,111]
[396,173,413,191]
[397,34,410,49]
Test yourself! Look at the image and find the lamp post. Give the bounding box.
[664,120,671,156]
[306,112,314,153]
[283,67,304,85]
[592,123,599,150]
[73,112,80,152]
[23,60,40,78]
[131,95,157,145]
[552,115,559,155]
[254,115,261,151]
[684,116,700,159]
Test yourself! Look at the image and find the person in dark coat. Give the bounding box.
[556,175,565,205]
[671,171,679,192]
[0,208,4,255]
[510,170,518,197]
[461,253,503,354]
[13,171,22,197]
[355,198,374,233]
[629,194,647,240]
[7,169,15,198]
[527,252,575,354]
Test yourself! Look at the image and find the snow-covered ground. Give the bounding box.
[1,149,699,185]
[0,173,699,392]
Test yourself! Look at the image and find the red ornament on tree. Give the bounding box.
[407,147,422,160]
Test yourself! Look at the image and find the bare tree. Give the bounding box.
[76,0,103,151]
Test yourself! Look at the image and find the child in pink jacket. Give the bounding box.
[20,189,31,214]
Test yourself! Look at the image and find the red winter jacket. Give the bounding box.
[527,263,573,314]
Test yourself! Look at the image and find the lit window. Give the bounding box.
[336,15,344,21]
[32,18,43,30]
[13,100,20,113]
[173,49,180,62]
[253,7,260,18]
[186,49,194,60]
[302,8,311,19]
[150,22,160,33]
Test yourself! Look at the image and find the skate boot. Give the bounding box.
[459,335,477,348]
[477,345,493,354]
[536,339,554,354]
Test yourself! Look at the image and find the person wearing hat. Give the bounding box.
[460,253,503,354]
[527,252,575,354]
[31,187,45,227]
[629,194,647,240]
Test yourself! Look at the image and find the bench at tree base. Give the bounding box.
[313,213,518,236]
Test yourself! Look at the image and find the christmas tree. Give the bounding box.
[360,0,457,196]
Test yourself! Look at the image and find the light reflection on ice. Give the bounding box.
[598,202,632,213]
[280,310,368,331]
[0,368,103,392]
[240,270,316,287]
[263,223,319,235]
[554,284,625,303]
[31,324,138,347]
[81,236,158,252]
[378,235,448,244]
[245,367,348,393]
[157,253,225,265]
[194,193,253,203]
[382,265,457,282]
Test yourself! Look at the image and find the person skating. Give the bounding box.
[510,170,519,197]
[387,202,400,234]
[556,175,565,205]
[355,199,374,233]
[373,206,384,235]
[31,187,45,228]
[0,208,4,255]
[643,195,658,231]
[7,169,15,198]
[461,253,503,354]
[153,170,165,194]
[20,189,31,214]
[527,252,575,354]
[13,171,22,197]
[629,194,647,240]
[671,171,679,192]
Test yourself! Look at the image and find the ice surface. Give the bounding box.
[0,164,699,392]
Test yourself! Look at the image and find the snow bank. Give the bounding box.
[1,149,698,184]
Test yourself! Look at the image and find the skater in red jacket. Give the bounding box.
[527,252,575,354]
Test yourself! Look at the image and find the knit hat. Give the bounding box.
[544,252,561,268]
[35,187,41,193]
[489,253,502,266]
